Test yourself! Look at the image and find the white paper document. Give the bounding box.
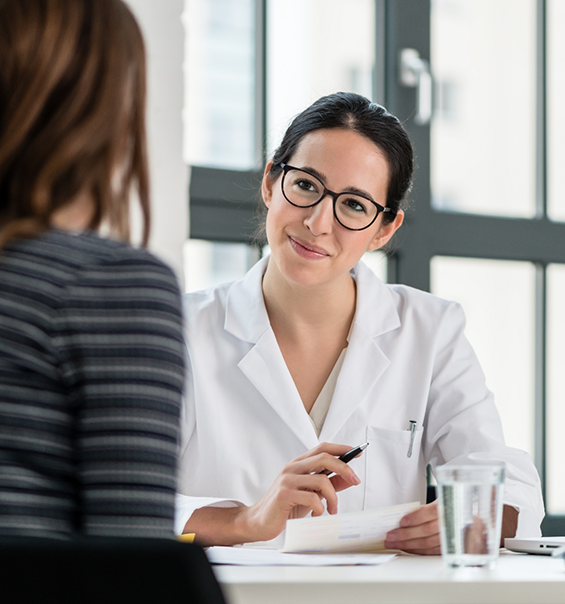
[206,546,396,566]
[282,501,420,553]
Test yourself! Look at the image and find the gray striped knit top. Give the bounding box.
[0,229,185,538]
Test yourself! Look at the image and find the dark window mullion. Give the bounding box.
[536,0,547,219]
[374,0,387,107]
[254,0,268,167]
[534,263,547,498]
[535,0,547,510]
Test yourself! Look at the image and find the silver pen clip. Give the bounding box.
[407,420,417,458]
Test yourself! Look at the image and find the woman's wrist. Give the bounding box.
[232,504,262,544]
[500,504,519,545]
[184,505,253,547]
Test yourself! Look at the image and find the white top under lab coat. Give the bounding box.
[176,257,544,536]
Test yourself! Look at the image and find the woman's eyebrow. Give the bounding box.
[300,165,328,183]
[342,186,375,202]
[301,165,376,202]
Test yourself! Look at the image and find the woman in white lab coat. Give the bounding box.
[177,92,544,552]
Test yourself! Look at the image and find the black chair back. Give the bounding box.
[0,537,227,604]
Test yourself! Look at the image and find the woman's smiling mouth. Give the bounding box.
[289,236,330,259]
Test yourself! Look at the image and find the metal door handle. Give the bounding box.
[399,48,432,125]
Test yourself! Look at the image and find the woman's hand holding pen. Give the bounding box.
[239,442,361,543]
[384,501,441,555]
[183,442,362,546]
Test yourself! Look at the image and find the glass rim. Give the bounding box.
[435,463,506,482]
[436,463,506,470]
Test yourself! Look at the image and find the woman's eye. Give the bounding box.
[296,179,317,193]
[342,197,368,213]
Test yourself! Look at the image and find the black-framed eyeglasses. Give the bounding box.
[280,163,390,231]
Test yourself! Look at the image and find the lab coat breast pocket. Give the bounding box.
[363,425,426,511]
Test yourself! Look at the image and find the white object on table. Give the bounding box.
[206,546,396,566]
[282,501,419,553]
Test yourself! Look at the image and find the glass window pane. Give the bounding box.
[183,0,255,169]
[183,240,258,292]
[267,0,375,155]
[431,257,536,456]
[547,1,565,223]
[431,0,536,218]
[546,264,565,513]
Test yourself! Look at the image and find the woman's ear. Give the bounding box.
[261,160,275,208]
[367,210,404,252]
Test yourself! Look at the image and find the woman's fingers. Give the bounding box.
[279,473,342,514]
[292,456,361,486]
[330,473,359,493]
[399,500,438,527]
[283,486,327,517]
[385,523,441,553]
[244,443,363,543]
[384,502,441,555]
[292,442,353,463]
[401,544,442,556]
[288,448,362,487]
[277,443,364,517]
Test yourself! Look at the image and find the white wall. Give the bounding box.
[125,0,189,286]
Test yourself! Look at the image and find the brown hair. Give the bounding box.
[0,0,150,249]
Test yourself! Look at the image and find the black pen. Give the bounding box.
[319,442,369,476]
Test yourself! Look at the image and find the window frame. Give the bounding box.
[385,0,564,535]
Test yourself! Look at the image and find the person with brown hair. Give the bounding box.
[0,0,185,537]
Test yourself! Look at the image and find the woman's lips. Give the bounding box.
[289,236,329,259]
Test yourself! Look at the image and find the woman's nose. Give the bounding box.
[303,195,334,235]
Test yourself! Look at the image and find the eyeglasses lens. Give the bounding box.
[335,194,377,230]
[283,169,322,206]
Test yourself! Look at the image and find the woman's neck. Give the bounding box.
[262,258,357,343]
[51,194,94,232]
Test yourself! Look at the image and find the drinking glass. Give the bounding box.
[436,464,505,568]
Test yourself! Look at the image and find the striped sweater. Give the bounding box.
[0,229,185,538]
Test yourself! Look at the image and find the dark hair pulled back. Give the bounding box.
[269,92,414,224]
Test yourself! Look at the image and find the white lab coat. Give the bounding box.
[176,257,544,537]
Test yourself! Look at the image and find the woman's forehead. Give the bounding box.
[290,128,389,191]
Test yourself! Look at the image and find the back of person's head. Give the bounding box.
[0,0,149,249]
[268,92,414,223]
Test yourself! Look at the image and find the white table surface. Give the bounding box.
[213,551,565,604]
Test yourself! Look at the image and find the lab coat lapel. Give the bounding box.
[318,324,389,442]
[238,330,319,450]
[319,261,401,442]
[225,257,319,450]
